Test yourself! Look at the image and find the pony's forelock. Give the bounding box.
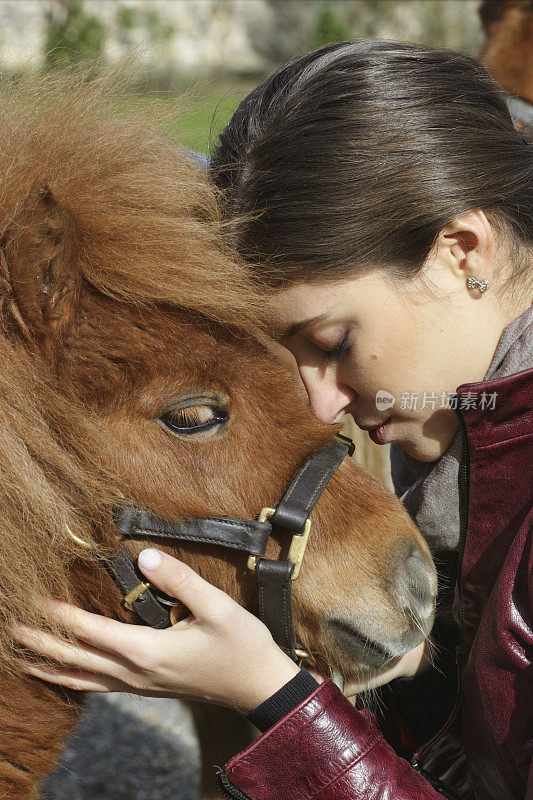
[0,69,263,333]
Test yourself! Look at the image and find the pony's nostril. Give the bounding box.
[394,547,437,629]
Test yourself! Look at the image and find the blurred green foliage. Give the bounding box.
[310,4,351,49]
[145,86,250,155]
[116,4,175,48]
[44,0,106,69]
[143,9,175,44]
[44,1,176,70]
[116,4,137,37]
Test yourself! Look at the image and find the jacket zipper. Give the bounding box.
[215,770,252,800]
[410,650,464,800]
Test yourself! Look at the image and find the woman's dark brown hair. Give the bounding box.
[210,41,532,287]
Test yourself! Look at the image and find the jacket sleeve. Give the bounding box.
[216,680,446,800]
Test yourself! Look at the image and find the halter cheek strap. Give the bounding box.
[248,434,353,657]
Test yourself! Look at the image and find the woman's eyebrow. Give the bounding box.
[285,313,328,337]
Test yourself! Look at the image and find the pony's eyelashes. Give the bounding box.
[157,395,229,439]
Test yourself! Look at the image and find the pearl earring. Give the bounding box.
[467,276,489,293]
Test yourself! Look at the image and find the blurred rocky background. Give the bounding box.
[0,0,484,152]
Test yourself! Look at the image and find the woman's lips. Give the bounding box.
[359,417,393,445]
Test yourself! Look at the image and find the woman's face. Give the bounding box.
[270,242,510,461]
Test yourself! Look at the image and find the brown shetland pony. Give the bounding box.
[480,0,533,108]
[0,76,435,799]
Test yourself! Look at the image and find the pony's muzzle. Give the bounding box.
[393,544,437,637]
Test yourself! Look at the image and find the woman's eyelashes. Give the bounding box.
[320,334,350,363]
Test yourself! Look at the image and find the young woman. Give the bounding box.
[14,42,532,800]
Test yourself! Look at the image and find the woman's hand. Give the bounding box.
[11,549,300,714]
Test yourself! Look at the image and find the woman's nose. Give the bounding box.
[300,368,357,424]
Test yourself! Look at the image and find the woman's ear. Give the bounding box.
[439,210,496,284]
[0,185,80,360]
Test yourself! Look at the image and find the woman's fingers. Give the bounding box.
[12,623,126,677]
[28,600,145,658]
[22,663,120,693]
[137,549,234,622]
[8,553,302,710]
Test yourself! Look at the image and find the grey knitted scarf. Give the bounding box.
[390,305,533,552]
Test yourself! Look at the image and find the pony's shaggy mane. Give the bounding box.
[0,72,263,670]
[0,70,262,331]
[0,336,117,669]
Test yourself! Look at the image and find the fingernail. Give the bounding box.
[138,549,162,571]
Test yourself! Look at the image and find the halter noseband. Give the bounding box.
[107,433,354,662]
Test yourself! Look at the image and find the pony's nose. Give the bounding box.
[394,545,437,632]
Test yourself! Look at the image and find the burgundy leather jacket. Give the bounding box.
[217,368,533,800]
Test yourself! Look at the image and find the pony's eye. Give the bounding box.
[158,403,228,437]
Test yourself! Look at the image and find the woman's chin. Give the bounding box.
[392,419,457,462]
[398,438,443,462]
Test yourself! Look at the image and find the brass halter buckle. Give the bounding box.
[247,507,312,581]
[123,581,152,610]
[123,579,183,626]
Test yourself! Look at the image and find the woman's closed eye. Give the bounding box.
[321,334,350,363]
[285,330,351,365]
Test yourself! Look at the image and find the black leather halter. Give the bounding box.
[107,434,354,662]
